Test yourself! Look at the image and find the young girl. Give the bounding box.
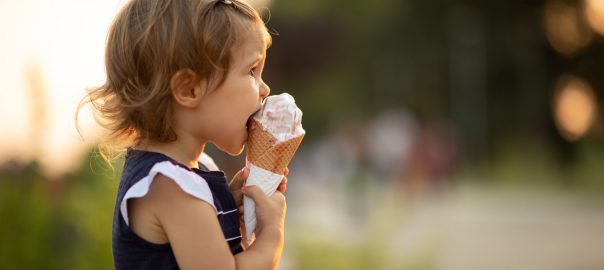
[80,0,287,269]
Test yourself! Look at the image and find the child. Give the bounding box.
[79,0,287,269]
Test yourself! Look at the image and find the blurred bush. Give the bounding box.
[0,153,118,270]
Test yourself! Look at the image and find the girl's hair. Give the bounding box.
[76,0,271,163]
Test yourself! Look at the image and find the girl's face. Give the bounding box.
[196,26,270,156]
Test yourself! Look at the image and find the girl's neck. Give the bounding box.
[135,136,205,169]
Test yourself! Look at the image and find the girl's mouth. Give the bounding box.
[245,116,254,130]
[246,104,263,129]
[246,116,253,130]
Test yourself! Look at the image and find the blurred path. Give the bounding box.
[389,185,604,270]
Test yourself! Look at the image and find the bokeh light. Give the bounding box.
[544,0,592,56]
[553,75,598,141]
[584,0,604,35]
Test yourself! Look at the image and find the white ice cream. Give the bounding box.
[253,93,305,142]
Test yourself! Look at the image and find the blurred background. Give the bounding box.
[1,0,604,269]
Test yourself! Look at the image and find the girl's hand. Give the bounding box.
[242,185,287,235]
[230,167,288,246]
[229,167,289,211]
[229,167,250,209]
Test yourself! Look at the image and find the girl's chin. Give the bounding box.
[216,140,246,156]
[214,129,248,156]
[226,146,245,156]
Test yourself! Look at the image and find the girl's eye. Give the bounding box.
[249,68,257,77]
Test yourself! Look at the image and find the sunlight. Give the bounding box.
[0,0,126,176]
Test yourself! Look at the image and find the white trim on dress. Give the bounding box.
[120,161,216,226]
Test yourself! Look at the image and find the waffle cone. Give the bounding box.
[246,118,304,174]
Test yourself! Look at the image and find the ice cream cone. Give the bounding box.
[243,93,304,245]
[246,118,305,174]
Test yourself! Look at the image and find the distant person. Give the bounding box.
[77,0,287,269]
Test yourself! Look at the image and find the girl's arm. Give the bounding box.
[131,174,285,270]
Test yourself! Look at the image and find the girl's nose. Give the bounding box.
[260,81,270,98]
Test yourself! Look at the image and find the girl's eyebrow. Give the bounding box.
[247,53,265,68]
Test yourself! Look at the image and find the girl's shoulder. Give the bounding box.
[118,149,221,227]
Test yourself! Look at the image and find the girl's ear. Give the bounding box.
[170,69,205,108]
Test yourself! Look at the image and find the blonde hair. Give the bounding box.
[77,0,271,163]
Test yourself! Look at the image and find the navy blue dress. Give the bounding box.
[112,149,243,270]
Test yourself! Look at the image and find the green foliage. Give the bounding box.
[0,153,119,269]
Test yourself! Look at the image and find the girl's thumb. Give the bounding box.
[231,167,249,184]
[243,185,265,203]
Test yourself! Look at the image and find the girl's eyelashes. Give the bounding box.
[249,67,257,77]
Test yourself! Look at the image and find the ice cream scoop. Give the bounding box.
[253,93,305,142]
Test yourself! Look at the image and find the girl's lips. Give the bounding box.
[245,102,264,130]
[246,104,263,128]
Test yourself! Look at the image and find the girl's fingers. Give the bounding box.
[230,167,249,188]
[277,177,287,193]
[242,185,267,204]
[277,183,286,193]
[277,169,288,193]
